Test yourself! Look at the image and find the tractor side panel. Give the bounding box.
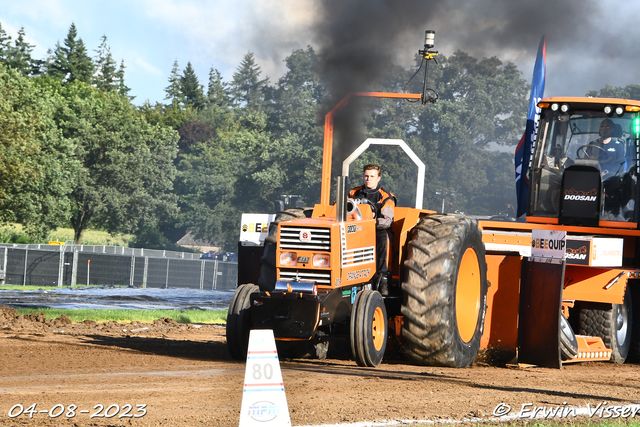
[480,254,521,360]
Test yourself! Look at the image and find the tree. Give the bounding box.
[586,84,640,100]
[181,61,205,109]
[0,23,11,62]
[230,51,269,109]
[51,81,179,243]
[116,60,132,99]
[207,67,230,108]
[164,59,184,106]
[0,67,76,238]
[48,23,94,84]
[93,35,118,91]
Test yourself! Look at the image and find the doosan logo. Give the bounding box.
[564,188,597,202]
[566,246,588,260]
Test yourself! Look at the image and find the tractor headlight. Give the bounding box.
[313,254,330,268]
[280,252,298,266]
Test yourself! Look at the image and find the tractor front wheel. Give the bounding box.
[350,290,388,367]
[226,283,259,360]
[401,214,488,368]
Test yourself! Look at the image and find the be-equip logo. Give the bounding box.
[564,188,597,202]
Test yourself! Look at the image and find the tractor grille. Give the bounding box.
[279,226,331,251]
[279,268,331,285]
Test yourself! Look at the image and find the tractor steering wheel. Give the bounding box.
[355,198,377,219]
[577,143,606,160]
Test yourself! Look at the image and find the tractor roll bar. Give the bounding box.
[320,92,422,205]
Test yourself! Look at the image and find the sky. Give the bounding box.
[1,0,640,106]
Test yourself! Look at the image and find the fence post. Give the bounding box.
[2,247,7,283]
[199,260,205,290]
[57,245,65,287]
[130,255,135,287]
[213,259,218,289]
[23,248,28,286]
[143,256,148,289]
[71,249,78,287]
[165,258,170,289]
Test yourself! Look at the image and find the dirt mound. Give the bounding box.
[0,305,188,336]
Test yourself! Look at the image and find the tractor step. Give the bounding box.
[562,335,611,363]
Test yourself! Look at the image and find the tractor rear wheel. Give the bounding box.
[350,290,388,367]
[258,208,312,291]
[401,214,488,368]
[579,287,632,364]
[226,283,259,360]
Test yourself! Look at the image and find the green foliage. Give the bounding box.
[0,66,76,239]
[586,84,640,100]
[181,61,206,109]
[93,35,118,92]
[230,51,269,109]
[48,23,94,84]
[46,81,179,243]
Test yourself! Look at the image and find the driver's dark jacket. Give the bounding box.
[587,138,626,172]
[349,184,396,229]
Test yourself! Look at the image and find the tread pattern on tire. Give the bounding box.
[257,208,312,291]
[400,214,488,368]
[226,283,259,360]
[579,289,631,364]
[350,290,387,367]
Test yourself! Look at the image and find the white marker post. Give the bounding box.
[239,329,291,427]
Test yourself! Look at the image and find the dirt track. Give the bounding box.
[1,305,640,426]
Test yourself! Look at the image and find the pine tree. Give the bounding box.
[181,61,205,109]
[207,67,230,108]
[164,59,184,106]
[116,60,133,100]
[93,35,118,91]
[0,26,41,76]
[230,51,269,108]
[0,23,12,63]
[48,23,94,83]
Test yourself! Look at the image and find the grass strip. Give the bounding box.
[15,307,228,324]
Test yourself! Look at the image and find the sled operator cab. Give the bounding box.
[528,97,640,228]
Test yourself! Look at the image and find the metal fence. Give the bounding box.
[0,244,238,290]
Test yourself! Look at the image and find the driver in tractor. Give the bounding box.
[586,118,626,178]
[349,164,397,296]
[585,118,629,217]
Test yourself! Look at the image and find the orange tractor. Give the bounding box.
[479,97,640,367]
[227,91,489,368]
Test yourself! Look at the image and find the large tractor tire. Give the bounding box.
[257,208,312,291]
[560,313,578,361]
[226,283,259,360]
[579,287,632,364]
[401,214,488,368]
[350,289,388,367]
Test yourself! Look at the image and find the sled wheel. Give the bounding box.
[401,214,488,368]
[226,283,259,360]
[560,313,578,361]
[579,287,632,364]
[257,208,312,291]
[350,290,388,367]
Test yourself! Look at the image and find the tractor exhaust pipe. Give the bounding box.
[336,176,349,222]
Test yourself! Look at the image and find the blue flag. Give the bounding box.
[515,36,546,218]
